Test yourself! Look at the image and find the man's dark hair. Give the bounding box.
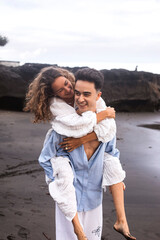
[75,68,104,91]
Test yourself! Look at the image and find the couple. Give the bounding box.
[25,67,136,240]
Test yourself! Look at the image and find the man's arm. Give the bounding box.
[38,130,60,182]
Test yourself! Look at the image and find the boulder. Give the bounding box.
[0,63,160,111]
[101,69,160,111]
[0,63,52,110]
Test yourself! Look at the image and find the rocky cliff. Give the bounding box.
[0,63,160,111]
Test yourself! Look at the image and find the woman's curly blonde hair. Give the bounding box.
[24,66,75,123]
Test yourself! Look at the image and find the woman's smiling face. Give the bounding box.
[51,76,74,99]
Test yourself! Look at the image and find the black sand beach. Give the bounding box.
[0,110,160,240]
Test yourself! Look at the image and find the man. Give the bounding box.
[39,68,135,240]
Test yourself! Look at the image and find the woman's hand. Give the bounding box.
[59,137,82,152]
[59,132,97,152]
[105,107,116,119]
[96,107,115,123]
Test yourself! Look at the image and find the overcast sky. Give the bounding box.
[0,0,160,73]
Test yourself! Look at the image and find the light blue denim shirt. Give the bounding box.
[38,129,119,212]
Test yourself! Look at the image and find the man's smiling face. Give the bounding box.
[74,80,101,114]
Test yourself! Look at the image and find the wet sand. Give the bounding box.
[0,110,160,240]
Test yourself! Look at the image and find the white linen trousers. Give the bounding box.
[55,203,103,240]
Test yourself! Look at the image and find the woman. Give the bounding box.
[24,66,135,240]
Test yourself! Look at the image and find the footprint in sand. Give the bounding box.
[7,234,16,240]
[0,211,5,217]
[15,225,30,239]
[14,211,23,216]
[24,197,32,204]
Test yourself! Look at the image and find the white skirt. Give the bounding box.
[55,203,103,240]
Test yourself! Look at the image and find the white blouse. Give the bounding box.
[50,97,116,142]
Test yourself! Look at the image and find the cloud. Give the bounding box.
[0,0,160,73]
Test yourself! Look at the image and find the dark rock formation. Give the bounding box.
[0,63,53,110]
[0,63,160,111]
[101,69,160,111]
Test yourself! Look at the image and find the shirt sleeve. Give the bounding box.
[94,98,116,143]
[104,136,120,158]
[38,129,59,181]
[50,97,97,137]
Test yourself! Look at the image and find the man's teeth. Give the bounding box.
[79,103,86,106]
